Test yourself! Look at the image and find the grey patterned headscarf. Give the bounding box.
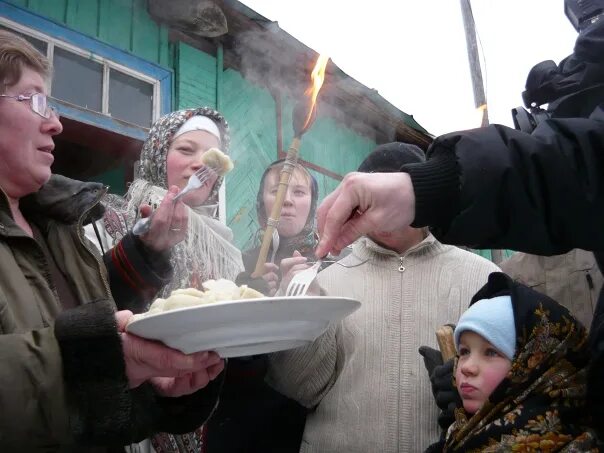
[137,106,231,202]
[102,107,243,298]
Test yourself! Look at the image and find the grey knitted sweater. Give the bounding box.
[268,234,499,453]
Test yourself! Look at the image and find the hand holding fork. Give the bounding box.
[280,251,324,297]
[132,165,217,236]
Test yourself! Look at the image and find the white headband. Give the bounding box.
[173,115,221,143]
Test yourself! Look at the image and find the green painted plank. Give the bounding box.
[5,0,29,9]
[98,0,132,51]
[175,42,216,109]
[131,0,160,63]
[20,0,169,69]
[158,25,169,68]
[64,0,99,37]
[222,68,278,249]
[24,0,67,23]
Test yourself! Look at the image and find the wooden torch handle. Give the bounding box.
[252,138,301,277]
[435,325,457,362]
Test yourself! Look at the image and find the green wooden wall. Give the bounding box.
[6,0,170,66]
[221,68,279,250]
[7,0,378,251]
[171,43,377,250]
[175,41,216,109]
[7,1,508,265]
[280,96,375,201]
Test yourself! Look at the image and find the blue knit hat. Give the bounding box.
[454,295,516,360]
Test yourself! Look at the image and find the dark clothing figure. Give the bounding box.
[402,19,604,438]
[206,356,308,453]
[208,160,319,453]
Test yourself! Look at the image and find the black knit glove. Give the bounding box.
[418,346,459,432]
[588,336,604,439]
[235,270,270,296]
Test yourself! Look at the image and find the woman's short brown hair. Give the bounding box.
[0,30,50,93]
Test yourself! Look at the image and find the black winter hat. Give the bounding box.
[357,142,425,173]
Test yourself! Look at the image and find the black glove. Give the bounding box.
[418,345,460,432]
[587,335,604,440]
[235,270,270,296]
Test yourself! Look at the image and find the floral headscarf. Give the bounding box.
[253,159,319,258]
[137,106,230,202]
[443,272,597,452]
[102,107,243,297]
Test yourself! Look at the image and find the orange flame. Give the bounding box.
[302,54,330,130]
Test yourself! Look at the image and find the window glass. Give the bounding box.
[52,46,102,111]
[0,25,47,55]
[109,68,153,127]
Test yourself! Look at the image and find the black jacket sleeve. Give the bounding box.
[103,232,173,313]
[402,19,604,256]
[55,299,224,446]
[403,106,604,255]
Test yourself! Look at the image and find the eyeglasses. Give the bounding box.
[0,92,59,120]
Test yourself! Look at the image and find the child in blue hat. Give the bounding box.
[437,272,597,452]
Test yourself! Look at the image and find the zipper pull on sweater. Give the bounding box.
[398,256,406,273]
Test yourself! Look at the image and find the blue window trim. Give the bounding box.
[0,1,172,139]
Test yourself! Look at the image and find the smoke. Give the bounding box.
[233,24,311,99]
[233,24,402,145]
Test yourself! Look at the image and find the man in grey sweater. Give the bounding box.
[267,143,499,452]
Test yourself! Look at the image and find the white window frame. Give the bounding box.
[0,16,161,126]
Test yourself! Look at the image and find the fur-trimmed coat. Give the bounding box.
[0,175,222,451]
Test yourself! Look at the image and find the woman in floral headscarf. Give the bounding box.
[87,107,244,453]
[430,272,598,452]
[235,159,319,296]
[202,160,319,453]
[89,107,243,297]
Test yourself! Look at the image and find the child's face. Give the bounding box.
[455,331,512,414]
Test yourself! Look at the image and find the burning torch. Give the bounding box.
[252,54,329,278]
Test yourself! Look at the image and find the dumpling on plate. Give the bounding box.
[133,279,265,320]
[201,148,234,176]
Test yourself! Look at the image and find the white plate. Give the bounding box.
[126,296,361,357]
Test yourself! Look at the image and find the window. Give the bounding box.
[53,47,103,112]
[0,18,160,128]
[0,23,47,54]
[109,68,153,127]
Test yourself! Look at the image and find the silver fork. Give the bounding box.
[270,229,280,263]
[132,166,217,236]
[285,259,323,297]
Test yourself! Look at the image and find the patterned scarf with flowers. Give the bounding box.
[103,107,243,297]
[443,272,598,452]
[105,108,243,453]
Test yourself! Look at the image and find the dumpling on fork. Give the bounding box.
[201,148,234,176]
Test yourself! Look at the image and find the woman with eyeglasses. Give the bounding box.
[0,29,224,451]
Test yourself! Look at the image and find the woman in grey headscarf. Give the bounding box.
[87,107,244,452]
[88,107,243,299]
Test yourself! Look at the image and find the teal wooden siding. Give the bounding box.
[175,42,217,110]
[222,71,377,250]
[280,96,376,200]
[472,249,515,262]
[4,0,170,66]
[222,68,278,250]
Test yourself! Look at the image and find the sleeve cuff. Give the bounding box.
[401,150,461,229]
[54,300,137,443]
[109,233,173,295]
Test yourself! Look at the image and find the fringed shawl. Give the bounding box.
[102,107,243,298]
